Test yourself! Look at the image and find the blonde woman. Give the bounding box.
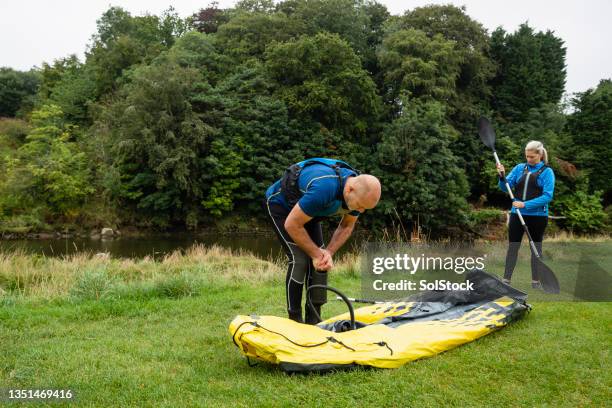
[496,141,555,288]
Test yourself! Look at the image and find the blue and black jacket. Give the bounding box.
[265,158,360,218]
[498,161,555,216]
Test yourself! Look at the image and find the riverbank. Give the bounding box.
[0,245,609,406]
[0,207,511,241]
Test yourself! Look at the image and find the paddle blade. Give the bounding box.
[534,257,560,294]
[478,116,496,150]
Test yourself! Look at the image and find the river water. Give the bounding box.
[0,232,367,259]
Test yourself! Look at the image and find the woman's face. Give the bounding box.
[525,150,542,165]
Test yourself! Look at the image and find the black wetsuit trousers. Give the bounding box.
[265,201,328,324]
[504,213,548,281]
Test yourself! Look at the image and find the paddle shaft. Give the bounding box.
[492,151,542,259]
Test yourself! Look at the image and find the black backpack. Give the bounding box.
[280,159,360,209]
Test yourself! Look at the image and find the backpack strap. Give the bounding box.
[521,163,548,178]
[534,164,548,177]
[280,159,358,209]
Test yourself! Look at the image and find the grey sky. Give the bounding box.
[0,0,610,95]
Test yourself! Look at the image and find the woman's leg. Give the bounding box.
[504,213,524,281]
[524,215,548,282]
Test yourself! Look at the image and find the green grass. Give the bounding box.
[0,245,610,407]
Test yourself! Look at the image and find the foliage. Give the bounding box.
[392,5,496,198]
[0,118,30,147]
[566,79,612,203]
[375,99,470,235]
[378,28,463,107]
[490,24,566,122]
[214,11,304,61]
[38,57,97,124]
[0,105,93,223]
[286,0,371,59]
[96,61,217,227]
[86,7,188,97]
[552,190,608,233]
[393,5,494,114]
[166,31,229,84]
[190,2,230,34]
[468,208,505,227]
[265,32,381,138]
[0,67,40,117]
[3,5,609,236]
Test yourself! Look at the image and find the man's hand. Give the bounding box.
[313,249,333,271]
[512,201,525,209]
[285,204,330,265]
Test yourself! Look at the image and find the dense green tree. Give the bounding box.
[395,5,494,112]
[375,99,470,235]
[86,7,188,97]
[96,61,221,227]
[265,32,382,139]
[3,5,607,236]
[377,28,463,108]
[211,62,307,209]
[0,119,30,203]
[38,56,80,99]
[214,11,305,61]
[566,79,612,203]
[393,5,496,198]
[490,24,566,122]
[0,68,40,117]
[286,0,370,58]
[0,105,92,220]
[38,56,99,124]
[235,0,276,13]
[537,30,566,105]
[362,1,390,77]
[166,31,230,85]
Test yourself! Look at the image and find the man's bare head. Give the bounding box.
[343,174,381,213]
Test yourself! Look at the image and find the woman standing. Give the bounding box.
[496,141,555,288]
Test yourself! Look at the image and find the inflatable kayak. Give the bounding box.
[229,269,529,373]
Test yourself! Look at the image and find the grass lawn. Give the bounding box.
[0,244,610,407]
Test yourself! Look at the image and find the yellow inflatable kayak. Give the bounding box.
[229,270,529,372]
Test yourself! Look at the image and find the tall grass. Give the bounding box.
[0,244,362,301]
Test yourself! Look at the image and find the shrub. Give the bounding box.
[70,268,115,300]
[152,274,199,299]
[552,191,608,234]
[468,208,505,228]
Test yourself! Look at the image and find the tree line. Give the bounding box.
[0,1,610,236]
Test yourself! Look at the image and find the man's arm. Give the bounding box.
[284,203,330,266]
[326,214,358,256]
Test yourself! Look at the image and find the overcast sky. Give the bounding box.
[1,0,610,95]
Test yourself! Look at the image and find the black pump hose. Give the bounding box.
[306,284,356,331]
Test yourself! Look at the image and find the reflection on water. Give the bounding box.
[0,232,367,260]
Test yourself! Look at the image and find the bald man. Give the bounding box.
[265,158,381,324]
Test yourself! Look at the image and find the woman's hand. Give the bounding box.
[512,201,525,209]
[496,163,505,176]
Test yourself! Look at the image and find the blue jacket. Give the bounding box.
[498,161,555,216]
[266,158,360,218]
